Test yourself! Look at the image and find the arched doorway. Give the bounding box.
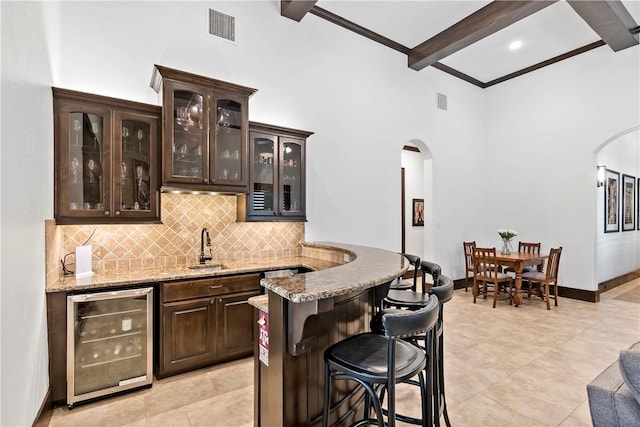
[594,126,640,287]
[401,139,433,261]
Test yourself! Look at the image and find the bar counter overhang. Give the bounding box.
[250,242,409,427]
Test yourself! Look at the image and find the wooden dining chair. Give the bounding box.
[503,241,541,295]
[521,247,562,310]
[463,241,476,292]
[473,247,514,308]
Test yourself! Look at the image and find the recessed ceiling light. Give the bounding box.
[509,40,523,51]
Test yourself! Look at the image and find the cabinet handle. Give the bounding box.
[104,210,110,216]
[210,299,215,305]
[209,284,223,289]
[204,178,209,184]
[219,298,222,303]
[115,211,121,216]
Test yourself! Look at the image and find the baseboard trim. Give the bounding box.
[598,269,640,293]
[32,388,53,427]
[453,278,599,303]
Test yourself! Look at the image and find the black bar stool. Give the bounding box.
[383,261,441,310]
[322,294,440,427]
[371,268,454,427]
[389,253,421,291]
[428,275,453,427]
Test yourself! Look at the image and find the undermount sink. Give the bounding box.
[188,264,227,271]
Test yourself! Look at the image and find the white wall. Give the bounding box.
[1,2,58,425]
[2,0,638,422]
[596,129,640,282]
[485,46,640,291]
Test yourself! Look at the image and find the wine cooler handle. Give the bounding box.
[68,287,153,302]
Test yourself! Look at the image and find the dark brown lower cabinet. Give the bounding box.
[156,273,261,378]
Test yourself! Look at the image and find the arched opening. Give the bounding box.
[401,139,433,261]
[594,126,640,288]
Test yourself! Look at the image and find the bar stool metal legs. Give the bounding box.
[322,296,439,427]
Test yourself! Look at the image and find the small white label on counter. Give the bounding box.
[258,310,269,366]
[75,245,94,279]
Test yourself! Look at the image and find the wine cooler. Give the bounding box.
[66,287,153,408]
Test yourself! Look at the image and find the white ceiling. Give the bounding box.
[314,0,640,83]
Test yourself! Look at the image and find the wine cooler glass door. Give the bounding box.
[66,287,153,408]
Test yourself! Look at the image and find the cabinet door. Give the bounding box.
[56,101,112,219]
[161,298,216,376]
[163,81,208,185]
[280,137,305,218]
[210,91,248,187]
[249,132,278,217]
[114,111,160,221]
[215,291,261,360]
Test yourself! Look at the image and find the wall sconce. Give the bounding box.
[597,165,606,187]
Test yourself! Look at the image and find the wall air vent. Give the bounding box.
[437,93,448,111]
[209,9,235,42]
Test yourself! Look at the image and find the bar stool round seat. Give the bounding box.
[383,261,441,311]
[322,295,440,427]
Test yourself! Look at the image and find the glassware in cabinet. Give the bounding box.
[54,88,161,224]
[239,122,312,222]
[151,65,256,192]
[170,88,206,181]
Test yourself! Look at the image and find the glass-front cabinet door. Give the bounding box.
[211,92,248,186]
[165,82,207,184]
[54,88,161,224]
[280,138,305,217]
[115,112,159,219]
[58,102,112,219]
[242,123,311,221]
[249,132,277,217]
[151,65,256,192]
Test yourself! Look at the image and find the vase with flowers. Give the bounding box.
[497,229,517,255]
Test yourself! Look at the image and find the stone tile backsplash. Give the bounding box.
[48,193,304,281]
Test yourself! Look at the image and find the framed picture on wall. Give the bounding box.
[412,198,424,226]
[604,169,620,233]
[622,174,636,231]
[638,178,640,230]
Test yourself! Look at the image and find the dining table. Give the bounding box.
[494,251,548,306]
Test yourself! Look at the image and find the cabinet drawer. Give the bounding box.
[162,273,261,303]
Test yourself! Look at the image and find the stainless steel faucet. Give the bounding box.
[199,228,213,264]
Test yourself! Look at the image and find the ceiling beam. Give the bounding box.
[408,1,557,71]
[567,0,639,52]
[309,6,411,55]
[281,0,318,22]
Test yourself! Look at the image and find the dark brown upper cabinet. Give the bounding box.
[53,88,161,224]
[150,65,257,193]
[237,122,313,222]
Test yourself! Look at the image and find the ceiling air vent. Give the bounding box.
[437,93,448,111]
[209,9,235,42]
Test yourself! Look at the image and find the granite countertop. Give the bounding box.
[259,242,408,303]
[48,242,408,306]
[46,254,341,293]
